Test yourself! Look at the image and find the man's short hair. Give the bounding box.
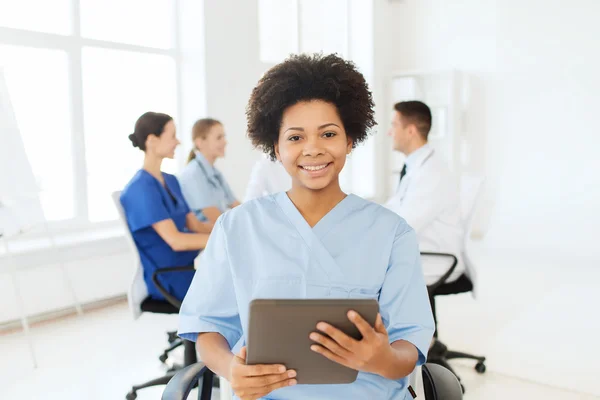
[393,101,432,139]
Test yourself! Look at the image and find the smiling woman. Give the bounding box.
[247,53,375,161]
[119,112,213,303]
[276,101,352,196]
[178,53,435,400]
[178,118,240,223]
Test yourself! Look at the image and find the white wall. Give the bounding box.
[0,235,131,325]
[385,0,600,261]
[202,0,267,200]
[382,0,600,394]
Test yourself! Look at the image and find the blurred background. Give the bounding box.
[0,0,599,399]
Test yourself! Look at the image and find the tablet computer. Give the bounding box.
[246,298,379,385]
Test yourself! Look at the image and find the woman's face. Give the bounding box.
[196,123,227,160]
[148,120,179,159]
[275,100,352,192]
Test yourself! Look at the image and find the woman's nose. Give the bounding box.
[302,137,325,157]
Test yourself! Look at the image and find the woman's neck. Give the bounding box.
[198,149,216,166]
[143,154,164,184]
[287,181,346,227]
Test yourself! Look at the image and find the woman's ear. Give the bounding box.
[145,134,158,150]
[193,137,203,151]
[346,138,353,154]
[274,143,281,161]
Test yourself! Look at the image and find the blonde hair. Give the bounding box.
[187,118,222,163]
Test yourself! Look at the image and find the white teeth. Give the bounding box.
[302,164,328,171]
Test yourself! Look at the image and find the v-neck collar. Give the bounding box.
[275,192,357,238]
[141,169,177,206]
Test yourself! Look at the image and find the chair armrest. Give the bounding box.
[152,266,196,309]
[162,362,215,400]
[421,252,458,294]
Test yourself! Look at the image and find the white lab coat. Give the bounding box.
[244,155,291,201]
[384,144,464,285]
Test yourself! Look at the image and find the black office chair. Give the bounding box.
[423,175,488,392]
[421,363,464,400]
[423,253,486,392]
[161,361,463,400]
[125,267,217,400]
[111,191,216,400]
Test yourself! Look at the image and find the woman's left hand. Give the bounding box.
[309,311,392,377]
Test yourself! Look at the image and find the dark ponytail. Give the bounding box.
[129,112,173,151]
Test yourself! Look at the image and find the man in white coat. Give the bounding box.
[384,101,464,287]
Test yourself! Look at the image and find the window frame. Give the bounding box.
[0,0,183,235]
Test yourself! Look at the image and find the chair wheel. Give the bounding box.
[475,361,487,374]
[126,390,137,400]
[159,354,168,363]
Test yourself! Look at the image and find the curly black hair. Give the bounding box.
[246,53,376,160]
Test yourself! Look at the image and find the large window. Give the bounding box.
[82,48,177,222]
[0,0,72,35]
[0,0,179,226]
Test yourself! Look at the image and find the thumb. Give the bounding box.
[237,346,247,361]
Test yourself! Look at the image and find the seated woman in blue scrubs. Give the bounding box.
[120,112,213,302]
[179,118,240,222]
[179,54,435,399]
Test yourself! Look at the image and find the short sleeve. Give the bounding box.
[379,224,435,366]
[179,165,218,212]
[178,217,242,348]
[121,180,170,233]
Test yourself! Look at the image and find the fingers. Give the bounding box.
[234,370,296,399]
[374,313,387,334]
[231,347,296,399]
[347,310,376,340]
[243,370,296,389]
[260,374,297,393]
[310,343,352,369]
[316,322,358,351]
[309,332,352,359]
[239,376,297,400]
[236,363,287,377]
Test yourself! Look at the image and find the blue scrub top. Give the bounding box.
[120,170,198,302]
[179,192,435,399]
[179,151,236,221]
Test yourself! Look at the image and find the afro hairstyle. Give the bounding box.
[246,53,376,160]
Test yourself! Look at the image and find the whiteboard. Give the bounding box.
[0,67,45,237]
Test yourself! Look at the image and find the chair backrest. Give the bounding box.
[111,190,148,319]
[421,363,463,400]
[458,175,485,298]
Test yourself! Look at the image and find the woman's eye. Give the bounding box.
[323,131,336,138]
[288,135,301,141]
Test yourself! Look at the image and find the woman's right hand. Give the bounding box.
[229,346,297,400]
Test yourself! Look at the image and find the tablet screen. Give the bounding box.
[246,299,379,385]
